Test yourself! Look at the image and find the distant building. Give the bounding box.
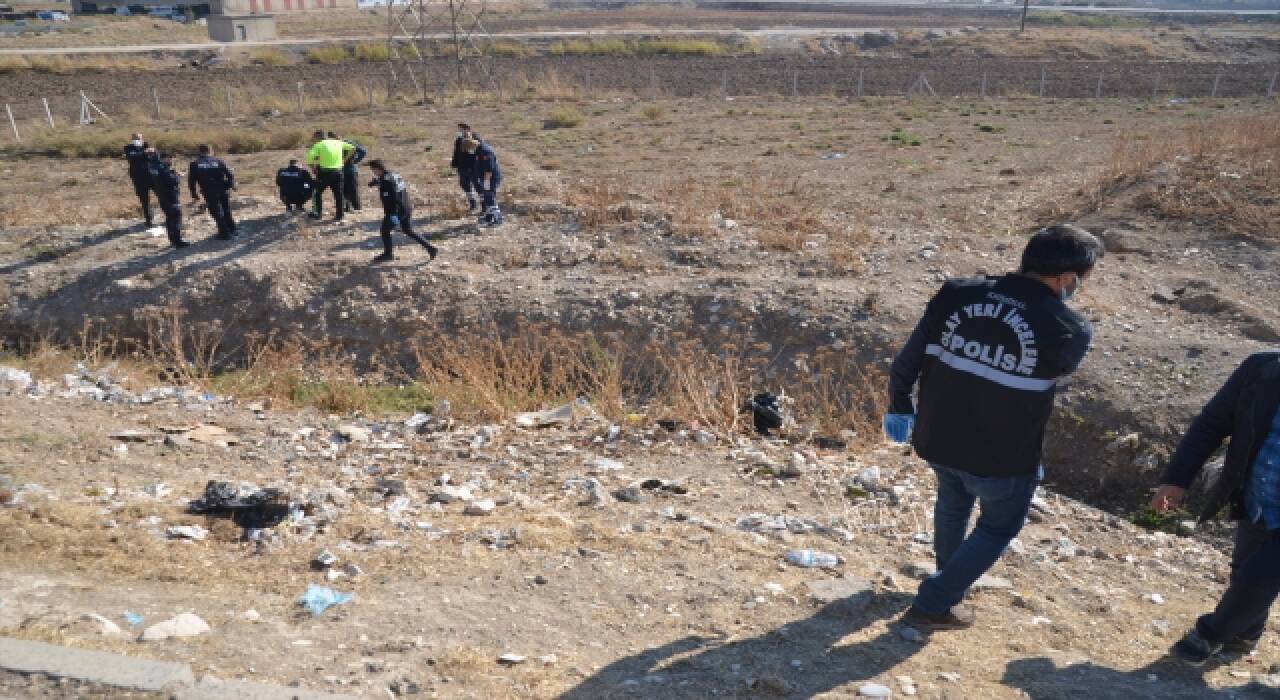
[70,0,356,14]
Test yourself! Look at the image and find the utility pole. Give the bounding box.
[1020,0,1030,33]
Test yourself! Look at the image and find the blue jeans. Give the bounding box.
[914,462,1041,615]
[1196,518,1280,644]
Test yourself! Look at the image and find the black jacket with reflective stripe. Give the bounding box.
[889,274,1093,477]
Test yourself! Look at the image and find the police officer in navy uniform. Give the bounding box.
[464,137,502,226]
[328,131,367,213]
[366,159,437,264]
[188,144,237,240]
[276,158,314,213]
[148,151,189,249]
[123,132,156,227]
[450,123,480,212]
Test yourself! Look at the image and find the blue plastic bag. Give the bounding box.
[298,584,353,616]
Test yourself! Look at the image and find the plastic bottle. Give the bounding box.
[785,549,840,568]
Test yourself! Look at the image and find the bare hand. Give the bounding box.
[1150,484,1187,514]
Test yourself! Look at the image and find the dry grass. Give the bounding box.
[1044,113,1280,238]
[7,126,311,160]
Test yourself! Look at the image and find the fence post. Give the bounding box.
[792,70,799,98]
[367,80,375,109]
[1211,72,1222,98]
[225,85,234,116]
[857,67,865,98]
[1152,74,1161,100]
[6,104,19,143]
[721,69,728,98]
[151,87,161,120]
[649,65,657,101]
[1039,66,1046,98]
[297,82,305,114]
[1269,69,1278,98]
[1095,68,1104,99]
[980,71,988,99]
[585,69,592,99]
[42,97,54,128]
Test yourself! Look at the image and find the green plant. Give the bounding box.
[305,45,350,65]
[249,48,292,66]
[352,42,390,62]
[543,107,584,130]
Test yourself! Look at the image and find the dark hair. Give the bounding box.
[1020,224,1103,277]
[367,159,386,171]
[457,122,470,130]
[312,130,325,139]
[159,152,173,159]
[288,158,298,164]
[198,144,211,154]
[327,131,338,139]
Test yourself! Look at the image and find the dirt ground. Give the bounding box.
[0,16,1279,696]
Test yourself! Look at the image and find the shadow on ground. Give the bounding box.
[1002,656,1278,700]
[558,591,919,699]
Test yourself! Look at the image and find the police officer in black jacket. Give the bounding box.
[885,224,1103,631]
[148,151,189,249]
[276,159,315,213]
[188,144,237,240]
[123,132,155,227]
[366,159,437,264]
[449,123,480,212]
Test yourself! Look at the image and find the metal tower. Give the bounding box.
[385,0,499,101]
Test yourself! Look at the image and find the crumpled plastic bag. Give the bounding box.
[298,584,354,616]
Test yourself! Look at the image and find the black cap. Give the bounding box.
[367,159,385,171]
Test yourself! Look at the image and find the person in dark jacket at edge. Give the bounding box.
[329,131,367,213]
[123,132,156,227]
[148,151,189,249]
[449,123,480,212]
[1150,352,1280,666]
[276,159,315,213]
[188,144,238,240]
[366,159,437,264]
[464,137,502,226]
[885,224,1103,630]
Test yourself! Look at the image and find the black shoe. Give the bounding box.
[173,241,192,249]
[902,604,975,631]
[467,199,477,212]
[1171,629,1224,666]
[1223,636,1261,654]
[308,211,322,219]
[371,252,395,264]
[334,217,344,223]
[423,242,438,260]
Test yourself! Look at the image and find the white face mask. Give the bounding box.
[1060,273,1081,301]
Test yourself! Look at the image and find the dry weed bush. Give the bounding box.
[8,307,884,444]
[1046,113,1280,238]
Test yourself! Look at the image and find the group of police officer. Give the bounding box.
[122,123,502,263]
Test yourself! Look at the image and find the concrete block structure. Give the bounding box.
[207,12,276,40]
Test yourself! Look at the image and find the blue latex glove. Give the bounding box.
[389,215,400,226]
[883,413,915,444]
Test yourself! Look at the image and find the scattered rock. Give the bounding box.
[166,524,209,541]
[335,424,371,443]
[514,402,574,428]
[140,613,211,641]
[611,487,649,504]
[464,499,496,516]
[79,613,123,637]
[859,683,892,698]
[497,653,526,666]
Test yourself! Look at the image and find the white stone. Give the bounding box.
[464,499,496,516]
[80,613,122,637]
[335,424,371,443]
[859,683,892,698]
[497,653,526,665]
[140,613,210,641]
[165,525,208,541]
